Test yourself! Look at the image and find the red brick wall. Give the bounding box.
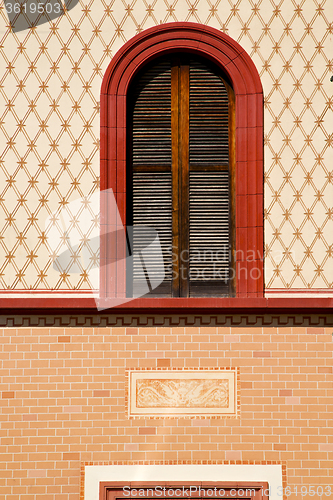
[0,323,332,499]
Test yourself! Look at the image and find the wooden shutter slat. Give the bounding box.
[129,60,173,297]
[189,60,229,166]
[189,170,231,295]
[132,61,172,166]
[132,172,172,297]
[188,59,231,296]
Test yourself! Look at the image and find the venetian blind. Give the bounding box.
[128,56,233,298]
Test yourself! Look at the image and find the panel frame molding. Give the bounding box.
[125,367,240,419]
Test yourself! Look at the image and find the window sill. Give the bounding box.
[0,295,332,312]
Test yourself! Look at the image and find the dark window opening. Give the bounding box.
[126,55,235,298]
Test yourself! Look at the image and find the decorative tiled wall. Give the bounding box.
[0,0,332,291]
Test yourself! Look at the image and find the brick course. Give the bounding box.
[0,324,332,499]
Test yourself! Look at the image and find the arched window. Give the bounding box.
[100,23,264,303]
[127,56,235,298]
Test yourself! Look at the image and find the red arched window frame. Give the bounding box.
[100,22,264,304]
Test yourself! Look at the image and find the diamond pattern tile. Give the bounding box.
[0,0,332,290]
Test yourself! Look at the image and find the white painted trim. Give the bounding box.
[85,464,283,500]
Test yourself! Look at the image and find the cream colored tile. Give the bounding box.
[0,0,332,291]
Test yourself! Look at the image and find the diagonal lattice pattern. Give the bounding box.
[0,0,332,291]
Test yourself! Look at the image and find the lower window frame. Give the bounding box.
[99,482,269,500]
